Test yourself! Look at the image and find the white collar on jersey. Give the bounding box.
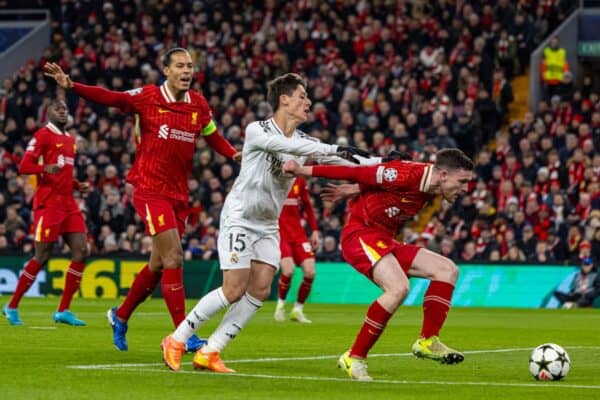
[46,122,68,136]
[160,82,191,103]
[270,118,286,136]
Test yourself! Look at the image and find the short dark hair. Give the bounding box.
[163,48,190,66]
[267,73,306,112]
[435,148,474,171]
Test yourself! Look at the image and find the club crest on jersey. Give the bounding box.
[191,112,198,125]
[383,168,398,182]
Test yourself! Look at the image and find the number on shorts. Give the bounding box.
[228,233,246,252]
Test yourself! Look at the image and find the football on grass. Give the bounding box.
[529,343,570,381]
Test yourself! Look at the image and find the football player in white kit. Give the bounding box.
[161,73,372,372]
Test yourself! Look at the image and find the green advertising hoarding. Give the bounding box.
[0,257,577,308]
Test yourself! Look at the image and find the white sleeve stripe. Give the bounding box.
[376,166,384,184]
[422,165,433,192]
[419,165,428,191]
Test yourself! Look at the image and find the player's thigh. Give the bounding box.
[221,268,252,302]
[299,256,316,278]
[62,232,88,261]
[247,260,277,300]
[279,239,295,275]
[406,247,458,283]
[340,229,399,280]
[252,232,281,272]
[152,228,183,268]
[372,253,410,294]
[32,208,64,243]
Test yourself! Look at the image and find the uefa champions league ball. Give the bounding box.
[529,343,570,381]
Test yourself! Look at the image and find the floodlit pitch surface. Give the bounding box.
[1,299,598,400]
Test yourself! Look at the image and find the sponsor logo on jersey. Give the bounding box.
[158,124,169,139]
[383,168,398,182]
[385,206,400,218]
[191,112,198,125]
[126,88,143,96]
[158,108,170,114]
[157,124,195,142]
[266,153,285,177]
[55,143,64,148]
[57,155,65,167]
[400,197,414,204]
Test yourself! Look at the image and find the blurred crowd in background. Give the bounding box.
[1,0,598,265]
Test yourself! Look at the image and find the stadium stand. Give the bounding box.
[0,1,594,265]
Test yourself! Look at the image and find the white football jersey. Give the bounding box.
[221,118,340,232]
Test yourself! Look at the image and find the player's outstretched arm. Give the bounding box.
[19,153,60,175]
[44,62,134,111]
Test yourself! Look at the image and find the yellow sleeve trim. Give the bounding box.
[201,119,217,136]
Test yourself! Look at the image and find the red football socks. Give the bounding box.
[297,277,314,304]
[349,300,392,358]
[420,281,455,338]
[117,264,161,321]
[161,267,186,326]
[8,258,43,308]
[277,274,291,301]
[57,261,86,312]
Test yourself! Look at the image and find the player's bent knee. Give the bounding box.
[162,249,184,269]
[222,283,246,303]
[437,258,458,283]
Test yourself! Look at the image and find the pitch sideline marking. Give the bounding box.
[68,365,600,390]
[68,345,600,369]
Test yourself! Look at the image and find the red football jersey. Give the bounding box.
[313,160,435,236]
[22,123,78,211]
[107,83,213,201]
[278,177,318,242]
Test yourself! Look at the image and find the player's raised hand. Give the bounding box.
[232,152,242,163]
[321,183,360,203]
[336,146,371,164]
[43,164,62,174]
[43,62,73,89]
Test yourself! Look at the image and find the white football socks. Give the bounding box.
[172,287,229,343]
[204,292,263,353]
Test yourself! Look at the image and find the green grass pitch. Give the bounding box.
[1,298,598,400]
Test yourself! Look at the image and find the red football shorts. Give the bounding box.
[32,207,86,243]
[280,238,314,265]
[341,223,421,280]
[133,188,189,237]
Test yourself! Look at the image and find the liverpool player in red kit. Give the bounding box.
[274,177,320,323]
[3,99,91,326]
[284,148,474,381]
[44,48,240,351]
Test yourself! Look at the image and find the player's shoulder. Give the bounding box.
[246,119,272,135]
[125,85,156,98]
[295,129,319,143]
[385,159,430,171]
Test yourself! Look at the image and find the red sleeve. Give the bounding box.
[299,178,318,231]
[312,161,432,192]
[311,164,379,185]
[72,83,136,112]
[19,153,44,174]
[19,131,45,174]
[204,129,237,158]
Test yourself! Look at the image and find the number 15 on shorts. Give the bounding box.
[229,232,246,252]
